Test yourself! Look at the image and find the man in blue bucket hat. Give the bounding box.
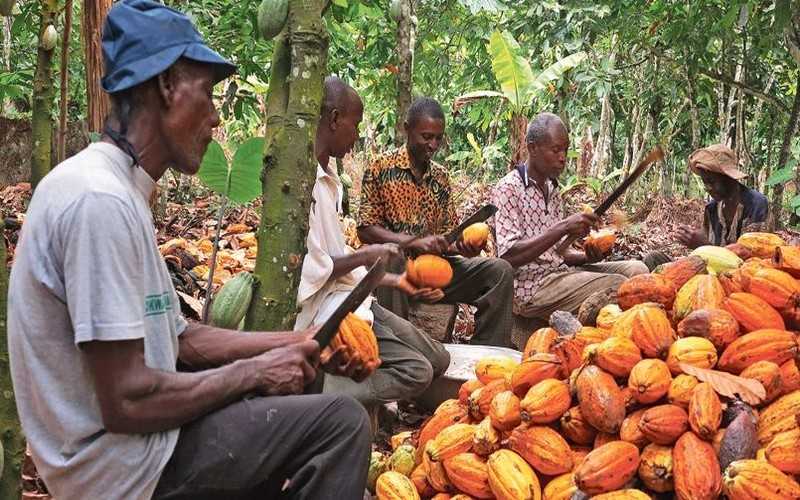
[7,1,372,498]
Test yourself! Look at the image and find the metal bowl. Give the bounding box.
[416,343,522,412]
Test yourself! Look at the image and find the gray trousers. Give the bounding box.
[376,256,515,347]
[152,394,370,500]
[322,302,451,407]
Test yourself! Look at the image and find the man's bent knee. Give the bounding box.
[623,261,650,277]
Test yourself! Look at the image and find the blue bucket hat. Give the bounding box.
[101,0,237,94]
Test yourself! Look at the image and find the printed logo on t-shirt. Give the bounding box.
[144,292,173,317]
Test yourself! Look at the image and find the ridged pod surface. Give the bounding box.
[718,329,798,374]
[757,389,800,445]
[507,425,573,476]
[638,404,689,445]
[628,359,672,404]
[426,423,476,462]
[406,254,453,289]
[690,245,744,276]
[719,269,746,295]
[417,401,469,461]
[489,390,521,431]
[486,449,541,500]
[676,274,727,321]
[559,406,597,446]
[667,374,699,409]
[475,356,518,384]
[676,308,740,350]
[472,417,500,456]
[593,432,618,449]
[575,325,610,345]
[737,232,787,259]
[619,408,649,448]
[740,360,783,403]
[723,292,786,332]
[410,465,434,498]
[523,327,558,359]
[654,254,707,291]
[375,471,421,500]
[541,472,576,500]
[673,431,722,500]
[638,443,674,492]
[666,336,718,375]
[726,242,754,260]
[722,459,800,500]
[595,304,623,331]
[779,359,800,394]
[469,379,510,419]
[510,354,562,397]
[422,443,452,492]
[442,453,493,499]
[744,268,800,309]
[573,441,640,495]
[458,379,483,404]
[764,428,800,475]
[592,336,642,377]
[629,304,677,358]
[774,245,800,278]
[331,312,381,367]
[688,382,722,440]
[520,379,570,424]
[591,490,650,500]
[617,273,676,310]
[576,365,626,434]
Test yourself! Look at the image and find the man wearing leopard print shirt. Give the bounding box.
[358,97,514,347]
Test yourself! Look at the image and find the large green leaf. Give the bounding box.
[530,51,587,95]
[228,137,265,205]
[197,140,230,196]
[766,164,795,187]
[488,30,535,112]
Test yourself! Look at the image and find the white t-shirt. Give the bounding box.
[294,164,373,330]
[7,142,187,500]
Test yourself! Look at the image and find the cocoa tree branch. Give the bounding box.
[696,68,789,113]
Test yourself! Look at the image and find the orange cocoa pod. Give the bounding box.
[591,336,642,377]
[522,327,558,359]
[653,254,707,291]
[675,274,726,322]
[638,443,674,493]
[764,428,800,475]
[718,328,798,374]
[417,401,469,462]
[475,356,518,384]
[576,325,610,344]
[757,389,800,446]
[469,378,510,420]
[573,441,640,495]
[332,313,380,364]
[620,408,649,448]
[628,359,672,404]
[570,446,591,470]
[510,354,562,397]
[591,489,650,500]
[593,432,618,449]
[688,382,722,440]
[472,417,500,456]
[779,359,800,395]
[726,242,754,260]
[542,472,576,500]
[723,292,786,332]
[559,405,597,446]
[741,360,783,403]
[744,267,800,310]
[575,365,626,434]
[430,495,451,500]
[422,445,453,493]
[489,390,521,431]
[673,431,722,500]
[442,453,493,499]
[507,425,573,476]
[410,464,436,497]
[617,273,676,310]
[462,222,490,248]
[485,449,541,500]
[458,379,484,404]
[551,337,585,378]
[595,304,623,331]
[737,232,787,259]
[629,303,677,358]
[376,471,421,500]
[723,459,800,499]
[638,404,689,445]
[426,423,476,462]
[666,336,718,375]
[677,308,740,350]
[406,254,453,289]
[774,245,800,278]
[719,269,746,296]
[520,378,571,424]
[668,374,699,409]
[712,427,726,456]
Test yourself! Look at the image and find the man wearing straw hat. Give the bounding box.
[676,144,769,249]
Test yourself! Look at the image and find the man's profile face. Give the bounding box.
[405,115,445,167]
[331,97,364,159]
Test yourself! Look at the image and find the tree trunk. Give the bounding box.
[578,125,593,177]
[57,0,73,164]
[246,1,329,331]
[685,65,700,195]
[0,220,24,500]
[30,0,59,190]
[393,0,415,145]
[769,71,800,230]
[82,0,112,134]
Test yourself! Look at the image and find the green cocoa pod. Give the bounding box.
[210,272,255,330]
[389,444,417,477]
[42,25,58,51]
[390,0,402,21]
[367,451,389,493]
[257,0,288,40]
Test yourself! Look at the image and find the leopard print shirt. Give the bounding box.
[358,147,457,236]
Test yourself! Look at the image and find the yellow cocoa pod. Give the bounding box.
[376,470,421,500]
[486,449,541,500]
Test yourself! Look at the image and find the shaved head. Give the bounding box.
[316,76,363,162]
[322,76,362,119]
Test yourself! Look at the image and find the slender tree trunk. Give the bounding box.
[30,0,59,190]
[0,220,24,500]
[769,71,800,230]
[508,113,527,169]
[57,0,73,163]
[394,0,415,145]
[82,0,112,134]
[761,121,775,197]
[685,67,701,196]
[246,1,329,330]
